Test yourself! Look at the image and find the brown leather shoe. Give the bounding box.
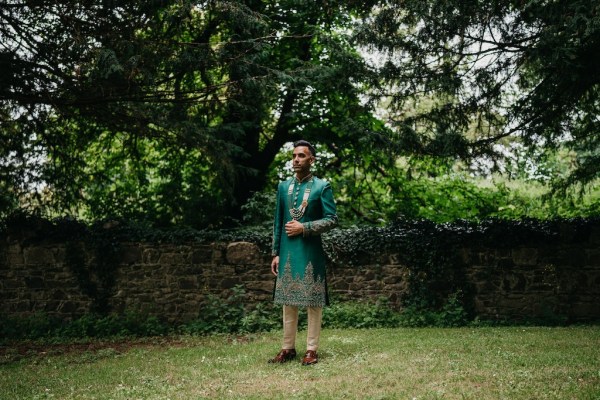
[268,349,297,363]
[301,350,318,366]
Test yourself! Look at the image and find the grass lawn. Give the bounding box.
[1,326,599,399]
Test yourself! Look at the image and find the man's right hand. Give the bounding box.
[271,256,280,276]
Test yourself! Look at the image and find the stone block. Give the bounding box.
[589,227,600,245]
[7,245,24,265]
[233,264,261,275]
[470,267,494,283]
[52,271,74,280]
[388,253,402,265]
[471,252,485,265]
[496,258,514,269]
[570,302,600,319]
[459,248,472,264]
[495,296,526,311]
[44,301,62,312]
[8,243,21,253]
[123,266,146,281]
[245,281,275,293]
[495,248,512,258]
[382,276,400,284]
[58,301,83,313]
[51,246,66,263]
[179,312,199,323]
[211,247,226,264]
[221,277,241,289]
[382,265,406,277]
[142,248,160,264]
[512,248,538,266]
[51,290,68,300]
[121,245,142,264]
[205,265,234,278]
[1,279,22,290]
[159,252,187,265]
[557,248,586,267]
[23,246,54,264]
[585,249,600,266]
[13,300,32,312]
[500,273,526,292]
[25,276,45,289]
[226,242,261,265]
[569,272,590,290]
[170,265,198,276]
[178,278,198,290]
[362,271,375,280]
[192,246,213,264]
[330,281,349,291]
[590,273,600,293]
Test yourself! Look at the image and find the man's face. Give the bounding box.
[292,146,314,174]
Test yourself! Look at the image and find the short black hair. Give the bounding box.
[293,140,316,157]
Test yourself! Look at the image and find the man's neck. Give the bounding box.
[295,171,312,182]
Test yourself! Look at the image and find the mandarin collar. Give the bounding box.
[294,173,313,183]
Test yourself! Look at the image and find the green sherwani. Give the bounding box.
[272,175,338,307]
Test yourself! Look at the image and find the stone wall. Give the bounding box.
[1,225,599,323]
[463,243,600,320]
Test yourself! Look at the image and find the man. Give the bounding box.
[269,140,338,366]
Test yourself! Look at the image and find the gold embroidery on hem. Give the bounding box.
[274,258,326,307]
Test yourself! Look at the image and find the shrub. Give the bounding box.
[0,312,170,343]
[324,298,402,329]
[180,286,260,335]
[398,292,469,327]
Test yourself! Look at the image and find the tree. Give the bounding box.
[354,0,600,190]
[5,1,597,226]
[0,0,379,224]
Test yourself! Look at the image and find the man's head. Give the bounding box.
[292,140,316,176]
[293,140,316,157]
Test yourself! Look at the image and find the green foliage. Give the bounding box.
[398,291,469,328]
[327,151,600,226]
[0,284,581,344]
[0,299,467,344]
[180,289,473,334]
[3,1,600,227]
[179,286,282,335]
[1,0,379,225]
[180,286,250,335]
[238,302,282,334]
[0,312,169,343]
[240,191,277,226]
[0,312,54,341]
[58,312,169,338]
[61,223,121,314]
[355,0,600,193]
[324,298,402,329]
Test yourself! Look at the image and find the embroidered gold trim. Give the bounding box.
[274,258,327,307]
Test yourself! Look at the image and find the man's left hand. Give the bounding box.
[285,220,304,237]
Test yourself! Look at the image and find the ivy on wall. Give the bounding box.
[64,230,121,314]
[323,217,598,314]
[2,213,121,314]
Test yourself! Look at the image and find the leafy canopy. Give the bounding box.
[354,0,600,188]
[1,0,599,225]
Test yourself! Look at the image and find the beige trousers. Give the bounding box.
[282,305,323,351]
